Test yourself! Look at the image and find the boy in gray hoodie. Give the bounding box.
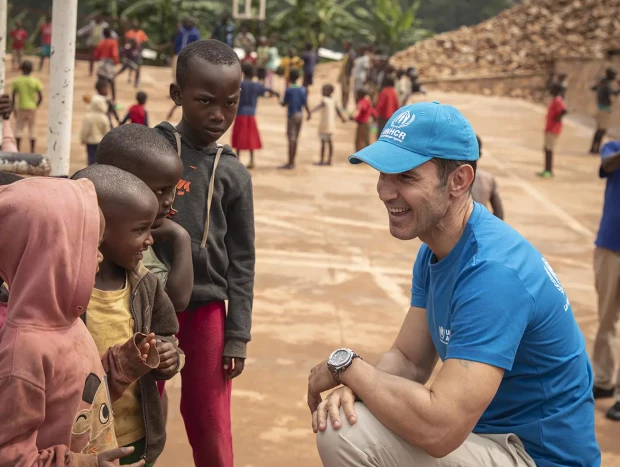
[153,39,254,467]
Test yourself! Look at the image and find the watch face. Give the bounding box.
[331,349,350,367]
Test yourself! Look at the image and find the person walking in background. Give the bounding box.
[352,88,373,152]
[256,36,270,84]
[80,94,111,165]
[352,45,371,95]
[301,43,318,92]
[11,60,43,153]
[124,20,151,87]
[539,82,567,178]
[234,24,256,52]
[77,13,116,77]
[38,14,53,72]
[472,135,504,220]
[281,69,311,169]
[212,11,235,47]
[265,37,280,89]
[311,84,347,166]
[232,63,279,169]
[9,21,28,71]
[121,92,149,126]
[172,18,201,80]
[280,48,304,89]
[94,28,120,102]
[375,76,400,135]
[590,68,619,155]
[338,41,356,111]
[396,69,411,107]
[591,140,620,420]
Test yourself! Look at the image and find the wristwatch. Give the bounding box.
[327,348,362,383]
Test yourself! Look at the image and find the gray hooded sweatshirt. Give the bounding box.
[154,122,255,358]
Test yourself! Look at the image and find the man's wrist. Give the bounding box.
[339,356,363,386]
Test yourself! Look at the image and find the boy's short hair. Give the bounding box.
[383,76,395,88]
[322,84,334,96]
[606,67,617,80]
[71,164,154,218]
[136,91,147,105]
[103,28,112,38]
[176,39,241,88]
[241,62,255,78]
[289,69,300,83]
[95,79,108,94]
[21,60,33,74]
[549,82,564,96]
[0,172,23,185]
[356,88,368,98]
[96,124,178,174]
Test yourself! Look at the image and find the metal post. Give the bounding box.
[0,0,7,138]
[46,0,78,177]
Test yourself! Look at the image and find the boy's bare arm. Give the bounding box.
[36,91,43,107]
[151,219,194,312]
[305,102,312,120]
[310,102,324,113]
[336,106,347,122]
[602,150,620,174]
[11,90,16,115]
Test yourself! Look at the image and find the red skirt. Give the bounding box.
[231,115,262,150]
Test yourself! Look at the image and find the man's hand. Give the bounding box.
[98,446,144,466]
[136,333,156,361]
[151,218,187,242]
[312,386,357,433]
[223,356,245,380]
[307,360,340,413]
[0,94,12,120]
[156,339,179,376]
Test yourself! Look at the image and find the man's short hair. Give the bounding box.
[71,164,155,219]
[432,159,477,189]
[96,124,178,175]
[176,39,241,87]
[0,172,23,186]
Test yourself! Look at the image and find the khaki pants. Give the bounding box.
[593,247,620,396]
[317,403,536,467]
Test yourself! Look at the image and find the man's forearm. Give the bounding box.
[341,358,448,457]
[602,151,620,173]
[375,348,422,382]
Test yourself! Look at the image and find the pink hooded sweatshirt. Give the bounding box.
[0,178,157,466]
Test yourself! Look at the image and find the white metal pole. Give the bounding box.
[0,0,7,137]
[46,0,78,177]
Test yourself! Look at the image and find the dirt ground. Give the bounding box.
[6,56,620,466]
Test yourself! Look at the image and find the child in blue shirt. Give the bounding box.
[280,69,311,169]
[231,63,279,169]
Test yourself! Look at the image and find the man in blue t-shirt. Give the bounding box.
[307,102,600,467]
[279,69,311,170]
[592,140,620,420]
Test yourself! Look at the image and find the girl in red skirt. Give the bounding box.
[232,63,279,169]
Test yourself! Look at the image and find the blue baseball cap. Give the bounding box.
[349,102,479,174]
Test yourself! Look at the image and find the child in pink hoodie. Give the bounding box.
[0,177,158,466]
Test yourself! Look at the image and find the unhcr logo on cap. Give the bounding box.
[390,110,416,129]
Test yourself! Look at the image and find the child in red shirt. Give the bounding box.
[539,83,567,178]
[121,91,149,126]
[9,22,28,71]
[375,76,400,136]
[352,89,374,152]
[94,28,120,102]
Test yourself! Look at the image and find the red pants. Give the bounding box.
[177,301,233,467]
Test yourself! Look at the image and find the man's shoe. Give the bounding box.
[606,402,620,421]
[593,386,615,399]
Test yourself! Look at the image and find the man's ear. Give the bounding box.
[450,164,476,197]
[170,82,182,106]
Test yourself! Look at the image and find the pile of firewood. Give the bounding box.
[391,0,620,79]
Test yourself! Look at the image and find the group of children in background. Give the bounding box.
[0,39,253,467]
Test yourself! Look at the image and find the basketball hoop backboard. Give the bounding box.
[232,0,266,20]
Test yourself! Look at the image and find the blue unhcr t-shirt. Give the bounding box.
[411,203,600,467]
[596,141,620,252]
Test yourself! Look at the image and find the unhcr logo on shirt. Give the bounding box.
[381,110,416,143]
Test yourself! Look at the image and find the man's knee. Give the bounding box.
[316,403,378,466]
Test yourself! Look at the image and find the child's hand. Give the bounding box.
[156,339,179,376]
[136,332,156,361]
[307,113,312,121]
[0,94,12,120]
[223,356,245,380]
[98,446,144,467]
[151,218,187,243]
